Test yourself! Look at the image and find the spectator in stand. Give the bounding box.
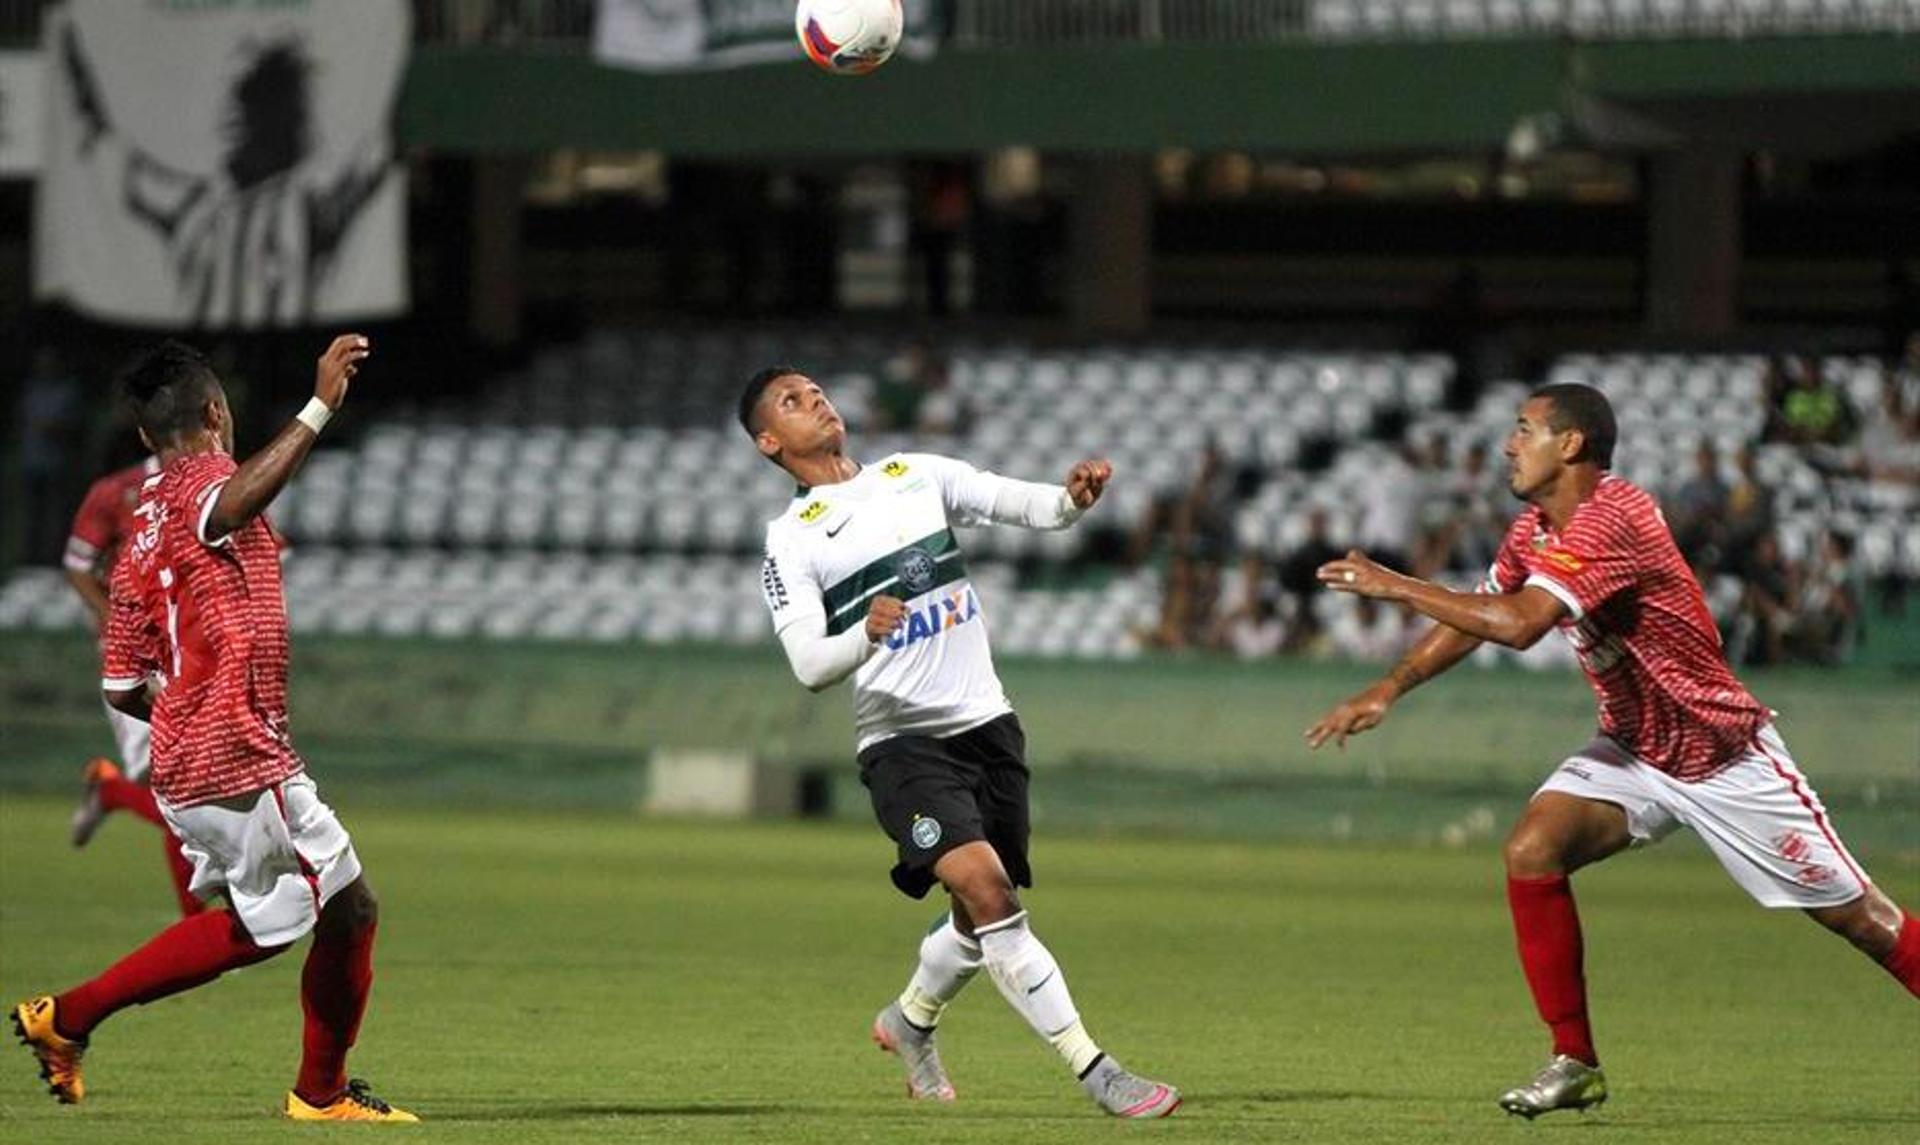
[1790,530,1863,665]
[1276,506,1345,653]
[1354,444,1425,574]
[1722,446,1775,578]
[1851,367,1920,486]
[1766,355,1857,448]
[1211,578,1289,661]
[1144,445,1236,650]
[1446,440,1509,574]
[1668,442,1731,574]
[1729,531,1796,667]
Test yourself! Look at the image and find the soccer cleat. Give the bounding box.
[283,1078,419,1122]
[1498,1054,1608,1119]
[70,758,120,848]
[1080,1054,1181,1119]
[871,1002,956,1101]
[13,995,87,1104]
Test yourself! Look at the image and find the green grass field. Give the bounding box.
[2,794,1915,1143]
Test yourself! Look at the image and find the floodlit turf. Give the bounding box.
[2,795,1915,1143]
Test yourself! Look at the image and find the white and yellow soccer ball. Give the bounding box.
[795,0,904,76]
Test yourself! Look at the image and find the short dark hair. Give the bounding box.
[738,365,802,436]
[1531,382,1616,468]
[119,341,222,444]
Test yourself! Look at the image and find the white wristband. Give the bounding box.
[295,397,334,435]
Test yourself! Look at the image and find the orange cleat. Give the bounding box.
[13,995,87,1104]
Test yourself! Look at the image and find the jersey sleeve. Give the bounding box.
[761,527,824,638]
[915,453,999,526]
[100,556,158,691]
[64,477,118,572]
[916,453,1077,529]
[175,453,239,548]
[1526,499,1640,619]
[1482,515,1532,595]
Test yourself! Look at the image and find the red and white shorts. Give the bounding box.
[101,697,152,782]
[1536,723,1870,909]
[156,774,362,945]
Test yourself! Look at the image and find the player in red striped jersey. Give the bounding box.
[1305,383,1918,1119]
[63,453,202,916]
[12,336,415,1122]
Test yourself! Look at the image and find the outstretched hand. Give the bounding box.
[1316,549,1400,600]
[1065,459,1113,509]
[1303,683,1396,751]
[314,334,371,411]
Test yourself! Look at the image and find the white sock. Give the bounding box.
[898,915,981,1028]
[976,911,1104,1076]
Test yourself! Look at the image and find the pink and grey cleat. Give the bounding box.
[871,1002,956,1101]
[1080,1054,1181,1118]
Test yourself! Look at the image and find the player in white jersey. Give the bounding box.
[743,367,1180,1120]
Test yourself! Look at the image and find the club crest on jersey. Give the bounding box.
[910,815,942,849]
[884,588,980,650]
[896,547,938,594]
[1543,548,1585,573]
[799,500,830,524]
[882,459,910,478]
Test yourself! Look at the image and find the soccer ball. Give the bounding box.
[795,0,903,76]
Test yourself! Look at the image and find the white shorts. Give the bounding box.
[156,774,362,946]
[1536,723,1870,909]
[101,697,152,783]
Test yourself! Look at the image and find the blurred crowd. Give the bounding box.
[15,330,1919,671]
[1137,336,1920,669]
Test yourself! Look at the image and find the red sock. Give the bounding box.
[160,833,204,918]
[99,775,163,826]
[1883,911,1920,997]
[1507,874,1597,1066]
[296,921,378,1105]
[56,910,281,1039]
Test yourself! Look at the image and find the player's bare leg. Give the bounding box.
[1499,793,1633,1118]
[283,877,415,1122]
[935,843,1179,1119]
[1807,885,1920,997]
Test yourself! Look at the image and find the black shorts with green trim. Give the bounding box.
[857,714,1031,900]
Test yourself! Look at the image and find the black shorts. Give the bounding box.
[857,713,1031,900]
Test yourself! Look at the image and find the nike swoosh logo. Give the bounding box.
[1027,970,1056,995]
[827,520,851,537]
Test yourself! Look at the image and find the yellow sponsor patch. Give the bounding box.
[882,460,909,478]
[799,500,830,523]
[1543,548,1585,573]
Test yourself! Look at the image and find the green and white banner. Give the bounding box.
[594,0,945,72]
[36,0,410,328]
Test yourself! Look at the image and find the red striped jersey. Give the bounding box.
[101,452,303,807]
[64,458,158,575]
[1486,474,1768,780]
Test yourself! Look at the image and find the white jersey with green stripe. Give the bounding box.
[761,452,1072,751]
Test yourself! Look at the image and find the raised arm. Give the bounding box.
[937,456,1112,530]
[205,334,368,541]
[1316,550,1567,650]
